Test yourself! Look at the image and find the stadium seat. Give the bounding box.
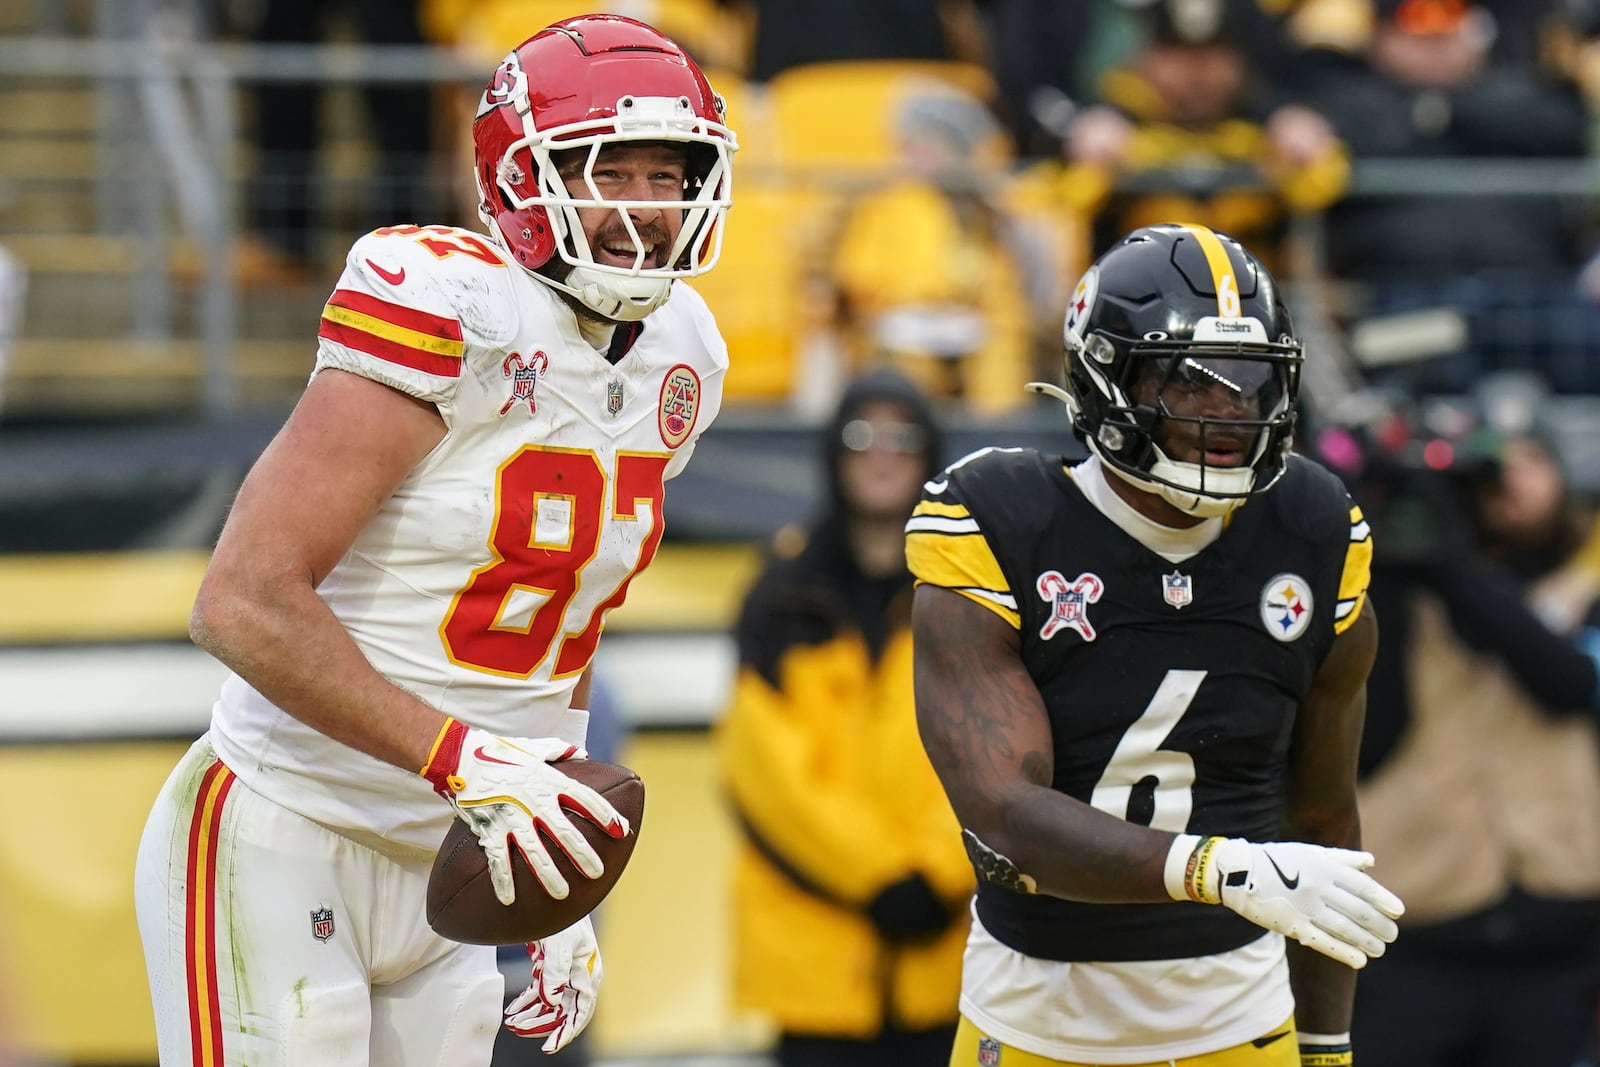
[690,180,832,401]
[765,60,997,177]
[685,75,805,401]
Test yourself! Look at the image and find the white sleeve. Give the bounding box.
[313,229,471,406]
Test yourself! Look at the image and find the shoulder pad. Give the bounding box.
[926,446,1060,545]
[346,226,518,344]
[660,282,730,375]
[1269,453,1360,540]
[938,446,1048,505]
[316,227,513,402]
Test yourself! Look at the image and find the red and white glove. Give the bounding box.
[420,718,628,905]
[504,916,602,1054]
[1166,834,1405,970]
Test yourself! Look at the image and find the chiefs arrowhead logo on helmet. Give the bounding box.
[479,56,527,118]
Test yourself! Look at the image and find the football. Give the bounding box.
[426,759,646,945]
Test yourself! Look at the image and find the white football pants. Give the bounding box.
[134,734,504,1066]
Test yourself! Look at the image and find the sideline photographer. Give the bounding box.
[1309,384,1600,1067]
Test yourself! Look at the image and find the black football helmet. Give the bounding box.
[1043,224,1303,517]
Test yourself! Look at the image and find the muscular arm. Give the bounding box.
[912,584,1176,902]
[1281,601,1380,1033]
[570,667,594,711]
[189,369,451,772]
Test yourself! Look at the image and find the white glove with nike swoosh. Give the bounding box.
[420,718,628,905]
[1165,834,1405,969]
[505,916,602,1053]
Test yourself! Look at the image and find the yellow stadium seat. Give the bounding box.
[710,70,779,170]
[691,180,833,402]
[765,60,997,176]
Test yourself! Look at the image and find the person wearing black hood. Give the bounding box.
[716,369,973,1067]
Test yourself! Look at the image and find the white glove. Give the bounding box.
[504,917,602,1054]
[1166,834,1405,970]
[420,718,628,905]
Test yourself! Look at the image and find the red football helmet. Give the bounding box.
[471,15,736,321]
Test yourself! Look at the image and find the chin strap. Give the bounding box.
[1025,380,1073,407]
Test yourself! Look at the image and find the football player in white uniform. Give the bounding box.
[133,15,735,1065]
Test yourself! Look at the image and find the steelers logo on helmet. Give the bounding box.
[1063,266,1099,345]
[1056,223,1304,518]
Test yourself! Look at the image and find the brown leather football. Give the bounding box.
[425,759,645,945]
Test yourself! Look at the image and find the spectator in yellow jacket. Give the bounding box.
[718,369,973,1067]
[826,84,1050,415]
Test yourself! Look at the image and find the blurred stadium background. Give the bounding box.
[6,0,1600,1063]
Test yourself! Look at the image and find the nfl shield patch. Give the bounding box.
[311,905,336,943]
[977,1035,1002,1067]
[1162,569,1192,609]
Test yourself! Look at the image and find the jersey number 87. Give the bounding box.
[440,446,669,678]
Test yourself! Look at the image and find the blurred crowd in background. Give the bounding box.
[13,0,1600,416]
[181,0,1600,410]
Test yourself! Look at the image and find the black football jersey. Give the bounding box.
[906,449,1372,962]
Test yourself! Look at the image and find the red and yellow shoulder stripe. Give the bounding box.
[319,289,465,377]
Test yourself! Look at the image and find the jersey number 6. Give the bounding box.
[1089,669,1204,832]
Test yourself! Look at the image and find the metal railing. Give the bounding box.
[3,25,1600,417]
[0,23,484,415]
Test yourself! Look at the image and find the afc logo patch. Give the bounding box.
[977,1035,1002,1066]
[1261,573,1314,642]
[499,350,548,416]
[310,905,336,943]
[658,364,700,449]
[1037,569,1104,641]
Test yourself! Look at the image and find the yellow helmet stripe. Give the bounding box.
[1179,223,1238,319]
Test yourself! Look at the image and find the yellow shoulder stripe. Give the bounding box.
[905,528,1019,630]
[911,500,971,520]
[1333,503,1373,634]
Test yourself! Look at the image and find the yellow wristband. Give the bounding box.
[1301,1052,1353,1067]
[1184,835,1226,904]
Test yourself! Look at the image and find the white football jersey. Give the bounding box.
[209,224,728,853]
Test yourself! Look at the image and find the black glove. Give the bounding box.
[866,874,951,943]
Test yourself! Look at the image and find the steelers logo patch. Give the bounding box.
[1260,573,1313,642]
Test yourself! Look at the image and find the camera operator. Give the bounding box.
[1312,394,1600,1067]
